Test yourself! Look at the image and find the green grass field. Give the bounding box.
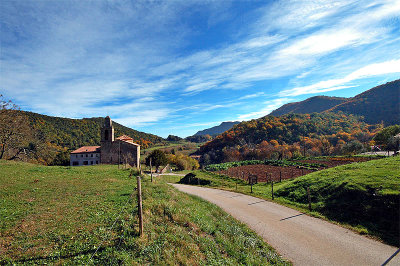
[164,156,400,246]
[0,160,289,265]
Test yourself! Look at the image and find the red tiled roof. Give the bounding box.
[116,135,140,146]
[116,135,133,141]
[71,146,101,154]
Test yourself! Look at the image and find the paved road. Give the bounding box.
[172,184,400,266]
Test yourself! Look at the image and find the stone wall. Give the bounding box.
[101,140,140,167]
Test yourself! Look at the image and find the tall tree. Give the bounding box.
[0,95,32,160]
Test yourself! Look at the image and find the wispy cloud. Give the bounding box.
[0,0,399,137]
[238,92,266,100]
[280,59,400,96]
[237,98,293,120]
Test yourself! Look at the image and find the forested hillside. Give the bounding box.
[198,112,381,164]
[270,96,347,116]
[1,108,164,165]
[328,79,400,125]
[24,111,163,150]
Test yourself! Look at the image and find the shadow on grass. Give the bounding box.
[9,247,107,264]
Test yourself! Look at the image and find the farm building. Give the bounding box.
[70,116,140,167]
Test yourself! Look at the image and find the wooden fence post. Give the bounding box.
[279,171,282,182]
[307,186,312,211]
[137,175,144,237]
[150,158,153,183]
[271,180,274,200]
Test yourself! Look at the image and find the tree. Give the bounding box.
[342,140,364,155]
[0,95,32,160]
[386,135,400,153]
[166,135,182,141]
[373,125,400,148]
[145,149,167,170]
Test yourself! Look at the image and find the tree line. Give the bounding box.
[197,112,396,164]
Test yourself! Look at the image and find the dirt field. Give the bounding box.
[218,164,314,182]
[217,157,376,183]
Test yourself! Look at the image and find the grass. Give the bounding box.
[163,156,400,247]
[0,160,289,265]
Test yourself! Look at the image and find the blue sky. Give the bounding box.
[1,0,400,138]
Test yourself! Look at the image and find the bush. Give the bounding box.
[342,140,365,155]
[167,153,199,170]
[178,173,211,185]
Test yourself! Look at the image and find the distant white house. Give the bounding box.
[70,146,101,166]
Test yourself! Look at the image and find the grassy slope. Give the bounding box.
[0,160,289,265]
[165,156,400,246]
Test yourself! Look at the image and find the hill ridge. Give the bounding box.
[193,121,241,136]
[270,96,348,116]
[269,79,399,126]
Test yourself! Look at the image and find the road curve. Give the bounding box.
[172,184,399,266]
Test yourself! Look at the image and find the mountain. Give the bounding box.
[194,121,241,136]
[327,80,400,125]
[269,79,400,126]
[23,111,164,150]
[269,96,347,116]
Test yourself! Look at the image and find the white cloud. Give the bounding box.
[280,59,400,96]
[113,108,171,127]
[238,98,293,120]
[238,92,265,100]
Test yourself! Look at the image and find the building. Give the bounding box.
[70,116,140,167]
[70,146,101,166]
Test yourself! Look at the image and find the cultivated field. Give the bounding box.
[215,157,380,182]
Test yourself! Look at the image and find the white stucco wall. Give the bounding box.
[70,152,100,166]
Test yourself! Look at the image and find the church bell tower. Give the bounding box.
[101,116,114,143]
[100,116,115,164]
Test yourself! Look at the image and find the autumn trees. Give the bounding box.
[198,112,380,164]
[145,149,199,171]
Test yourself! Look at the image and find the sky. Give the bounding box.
[1,0,400,138]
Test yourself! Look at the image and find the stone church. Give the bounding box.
[70,116,140,167]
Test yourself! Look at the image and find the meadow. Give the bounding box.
[0,160,289,265]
